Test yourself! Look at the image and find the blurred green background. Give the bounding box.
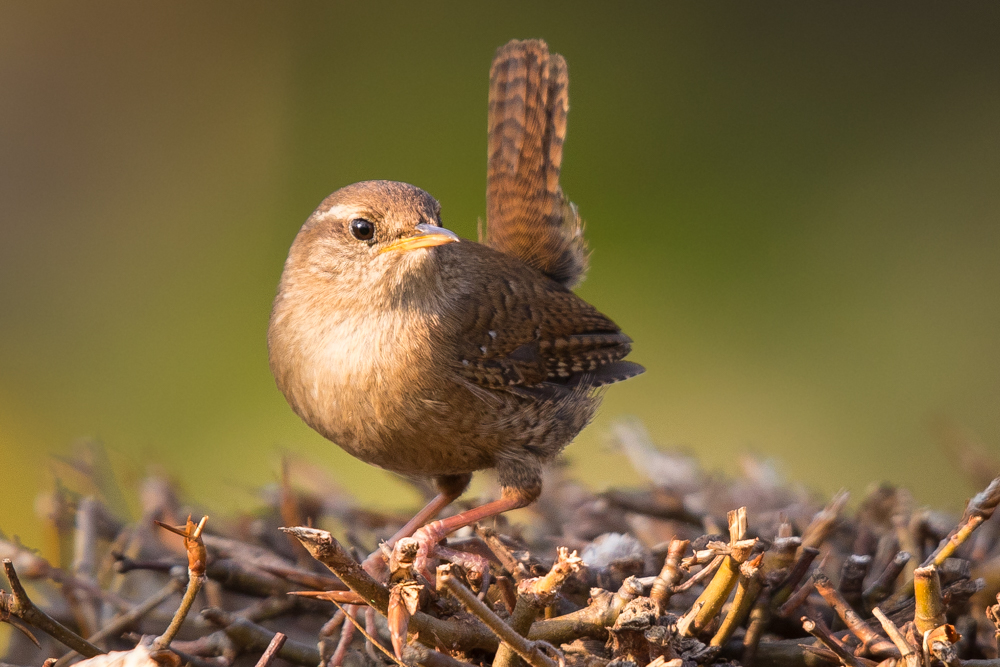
[2,2,999,551]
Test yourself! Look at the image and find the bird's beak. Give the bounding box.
[380,223,461,254]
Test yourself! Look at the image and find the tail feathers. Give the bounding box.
[485,39,589,288]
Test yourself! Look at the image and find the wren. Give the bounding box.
[268,39,643,567]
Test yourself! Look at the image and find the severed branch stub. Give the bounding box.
[153,515,209,651]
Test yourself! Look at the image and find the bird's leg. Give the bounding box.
[411,479,540,584]
[361,473,471,580]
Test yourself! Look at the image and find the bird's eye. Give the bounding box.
[349,218,375,241]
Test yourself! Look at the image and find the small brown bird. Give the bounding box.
[268,40,642,570]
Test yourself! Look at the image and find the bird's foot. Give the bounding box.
[411,520,491,593]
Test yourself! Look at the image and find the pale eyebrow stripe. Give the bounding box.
[320,204,368,220]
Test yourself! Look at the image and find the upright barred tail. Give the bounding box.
[485,39,589,289]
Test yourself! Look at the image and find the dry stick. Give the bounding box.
[838,555,871,613]
[288,589,367,605]
[679,538,757,637]
[871,607,920,667]
[649,539,689,611]
[813,572,899,659]
[679,507,754,637]
[800,615,866,667]
[254,632,287,667]
[710,554,762,647]
[727,637,840,667]
[403,643,479,667]
[673,555,725,593]
[863,552,911,610]
[741,588,773,667]
[923,476,1000,567]
[282,526,499,652]
[153,515,209,651]
[912,564,946,634]
[801,490,850,552]
[202,608,321,667]
[527,578,642,645]
[439,567,556,667]
[778,578,817,619]
[773,547,821,611]
[742,535,803,664]
[0,559,102,657]
[53,578,186,667]
[495,548,583,667]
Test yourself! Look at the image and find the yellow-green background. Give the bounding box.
[2,2,999,551]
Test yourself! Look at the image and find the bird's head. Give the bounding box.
[284,180,461,301]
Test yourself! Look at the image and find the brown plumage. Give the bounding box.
[486,39,588,288]
[268,41,642,569]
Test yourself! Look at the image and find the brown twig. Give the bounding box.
[871,607,919,667]
[439,566,556,667]
[838,555,871,613]
[202,608,320,667]
[800,615,866,667]
[282,526,500,651]
[649,539,689,611]
[54,578,186,667]
[153,515,208,651]
[863,552,911,609]
[0,559,103,657]
[923,476,1000,567]
[526,577,641,645]
[495,547,583,667]
[254,632,286,667]
[813,571,899,658]
[801,491,850,551]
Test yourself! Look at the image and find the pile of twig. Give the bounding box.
[3,422,1000,667]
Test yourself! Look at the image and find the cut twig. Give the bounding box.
[863,552,911,609]
[800,615,866,667]
[439,565,556,667]
[153,515,209,651]
[912,564,946,634]
[282,526,500,651]
[649,538,689,611]
[495,547,583,667]
[813,571,899,658]
[924,476,1000,567]
[872,607,919,667]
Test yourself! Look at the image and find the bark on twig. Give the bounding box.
[0,559,103,657]
[439,566,556,667]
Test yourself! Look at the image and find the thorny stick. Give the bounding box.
[439,566,557,667]
[153,515,208,651]
[254,632,286,667]
[0,559,102,657]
